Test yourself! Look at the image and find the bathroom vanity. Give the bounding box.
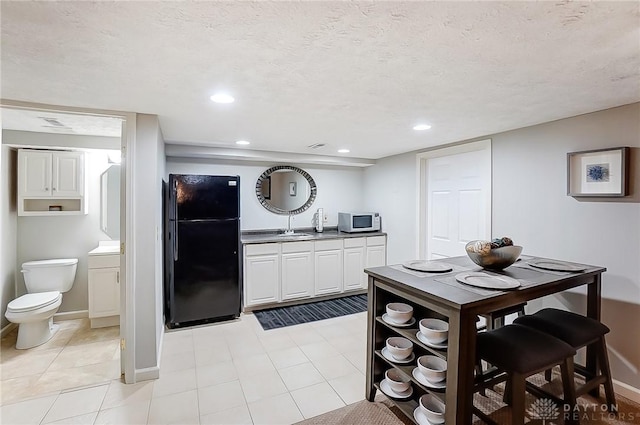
[88,242,120,328]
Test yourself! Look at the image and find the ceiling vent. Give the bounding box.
[308,143,326,149]
[39,117,65,127]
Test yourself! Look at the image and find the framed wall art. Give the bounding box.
[567,147,629,197]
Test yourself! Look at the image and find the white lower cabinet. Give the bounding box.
[366,236,387,268]
[343,237,366,291]
[244,243,280,307]
[281,242,314,301]
[88,253,120,328]
[314,239,343,295]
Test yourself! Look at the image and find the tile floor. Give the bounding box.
[0,311,368,425]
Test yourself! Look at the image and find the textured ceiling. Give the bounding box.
[1,1,639,159]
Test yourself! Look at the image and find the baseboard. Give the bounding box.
[1,322,17,338]
[135,366,160,382]
[54,310,89,321]
[614,379,640,404]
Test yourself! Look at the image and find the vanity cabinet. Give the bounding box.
[244,243,280,307]
[343,237,366,291]
[314,239,343,295]
[281,242,314,301]
[18,149,86,215]
[88,251,120,328]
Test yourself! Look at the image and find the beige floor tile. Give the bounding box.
[328,371,366,405]
[101,379,154,410]
[239,369,288,403]
[30,329,76,353]
[277,362,324,391]
[147,389,199,425]
[286,327,325,346]
[327,335,365,354]
[45,411,99,425]
[0,394,57,424]
[227,337,266,359]
[196,361,238,388]
[268,346,309,370]
[200,403,253,425]
[233,353,275,378]
[315,323,353,340]
[0,374,46,405]
[194,344,232,367]
[197,380,246,416]
[33,360,120,395]
[0,348,62,380]
[160,350,195,373]
[247,393,303,425]
[66,325,119,346]
[42,384,108,423]
[290,381,345,419]
[298,340,340,362]
[312,354,360,380]
[161,331,194,357]
[152,368,196,398]
[257,331,297,352]
[342,348,366,373]
[48,339,119,371]
[94,399,150,425]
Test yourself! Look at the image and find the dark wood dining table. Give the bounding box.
[364,255,606,425]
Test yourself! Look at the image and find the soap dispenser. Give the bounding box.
[315,208,324,233]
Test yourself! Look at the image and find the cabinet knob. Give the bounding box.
[52,187,56,191]
[45,187,49,191]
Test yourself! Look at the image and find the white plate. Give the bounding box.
[380,378,413,399]
[414,407,441,425]
[402,260,453,273]
[382,313,416,328]
[527,259,586,272]
[412,367,447,389]
[416,331,448,349]
[455,272,520,290]
[381,347,415,364]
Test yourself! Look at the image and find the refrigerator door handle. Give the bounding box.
[173,221,179,261]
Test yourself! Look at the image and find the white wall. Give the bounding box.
[156,127,165,361]
[0,146,17,330]
[166,158,365,231]
[16,151,116,313]
[363,103,640,390]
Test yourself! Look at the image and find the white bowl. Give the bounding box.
[386,302,413,324]
[417,355,447,383]
[385,368,411,393]
[419,318,449,344]
[385,337,413,360]
[419,393,445,424]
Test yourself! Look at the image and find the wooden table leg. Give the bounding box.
[586,274,602,397]
[445,309,477,425]
[365,275,377,402]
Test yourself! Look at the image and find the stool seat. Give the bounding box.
[477,324,576,374]
[514,308,609,348]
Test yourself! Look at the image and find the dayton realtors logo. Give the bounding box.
[527,398,635,423]
[527,398,560,424]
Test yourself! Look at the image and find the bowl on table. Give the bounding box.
[465,240,523,271]
[417,355,447,383]
[419,393,446,424]
[385,336,413,360]
[385,368,411,393]
[386,302,413,324]
[419,318,449,344]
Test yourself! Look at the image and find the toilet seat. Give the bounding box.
[7,291,61,313]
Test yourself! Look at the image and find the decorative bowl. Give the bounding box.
[417,355,447,383]
[386,302,413,324]
[385,368,411,392]
[385,336,413,360]
[419,318,449,344]
[465,241,523,270]
[419,393,446,424]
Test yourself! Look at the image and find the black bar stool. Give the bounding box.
[514,308,616,410]
[474,324,578,425]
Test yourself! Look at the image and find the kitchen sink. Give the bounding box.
[276,232,314,240]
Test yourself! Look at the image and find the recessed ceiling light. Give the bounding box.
[338,149,350,153]
[413,124,432,131]
[235,140,250,145]
[210,93,235,104]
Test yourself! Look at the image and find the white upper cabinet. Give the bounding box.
[18,149,86,215]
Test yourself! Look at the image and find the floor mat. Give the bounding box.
[253,294,367,330]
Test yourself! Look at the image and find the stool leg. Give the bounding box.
[475,359,487,396]
[544,367,553,382]
[503,373,512,405]
[597,336,617,412]
[511,373,526,425]
[560,357,578,425]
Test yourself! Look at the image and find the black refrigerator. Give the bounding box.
[164,174,241,328]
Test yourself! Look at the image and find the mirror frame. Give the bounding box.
[255,165,317,215]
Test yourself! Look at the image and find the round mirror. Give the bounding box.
[256,165,317,215]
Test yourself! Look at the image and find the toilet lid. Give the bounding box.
[7,291,61,312]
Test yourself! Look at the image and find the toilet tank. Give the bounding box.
[21,258,78,293]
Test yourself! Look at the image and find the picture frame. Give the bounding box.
[567,147,629,197]
[289,181,297,196]
[262,176,271,200]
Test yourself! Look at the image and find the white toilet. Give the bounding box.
[5,258,78,349]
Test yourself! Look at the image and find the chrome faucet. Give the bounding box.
[283,213,294,235]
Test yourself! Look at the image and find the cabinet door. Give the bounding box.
[88,268,120,318]
[19,150,52,197]
[281,251,313,300]
[366,245,386,268]
[52,152,84,197]
[315,249,343,295]
[343,246,366,291]
[245,254,280,306]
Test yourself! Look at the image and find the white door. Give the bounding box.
[343,247,365,291]
[281,252,313,300]
[314,250,343,295]
[245,255,280,306]
[420,140,491,259]
[52,152,84,197]
[20,150,51,197]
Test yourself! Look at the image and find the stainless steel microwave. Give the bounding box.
[338,212,381,233]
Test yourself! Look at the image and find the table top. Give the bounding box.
[365,255,605,313]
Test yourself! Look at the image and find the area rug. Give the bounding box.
[253,294,367,330]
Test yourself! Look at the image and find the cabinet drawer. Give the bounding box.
[88,254,119,269]
[366,236,386,247]
[315,239,342,251]
[343,237,365,248]
[282,241,313,254]
[245,243,279,256]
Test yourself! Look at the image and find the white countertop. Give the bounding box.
[89,241,120,256]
